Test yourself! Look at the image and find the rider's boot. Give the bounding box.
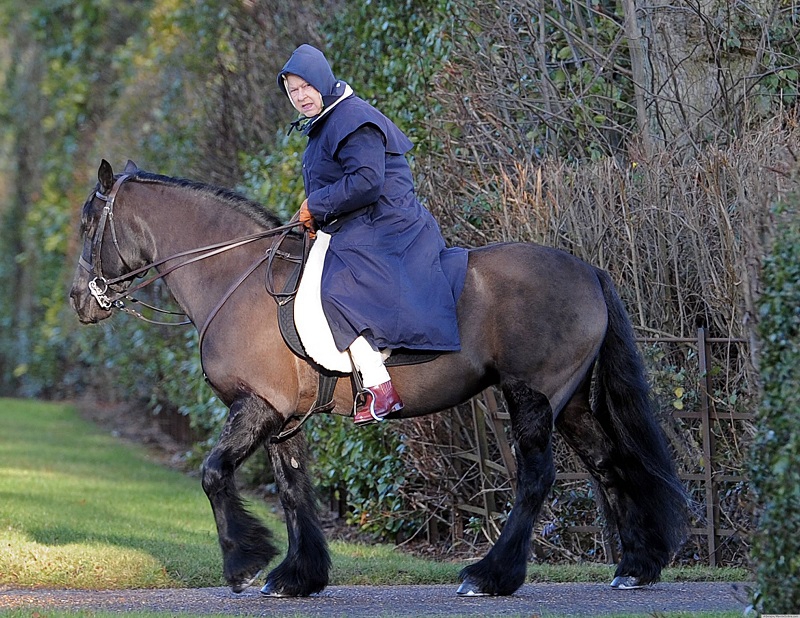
[354,380,403,425]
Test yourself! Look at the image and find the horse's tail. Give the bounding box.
[593,268,688,581]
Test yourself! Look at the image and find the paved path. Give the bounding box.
[0,581,749,616]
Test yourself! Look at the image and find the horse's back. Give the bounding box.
[462,242,606,316]
[465,241,599,282]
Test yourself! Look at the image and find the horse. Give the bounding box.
[69,159,688,598]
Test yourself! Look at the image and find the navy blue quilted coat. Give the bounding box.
[279,45,466,352]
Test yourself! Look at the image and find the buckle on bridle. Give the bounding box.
[88,277,112,310]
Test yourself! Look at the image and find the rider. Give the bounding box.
[277,44,467,425]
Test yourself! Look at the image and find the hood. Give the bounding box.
[278,44,354,134]
[277,44,347,105]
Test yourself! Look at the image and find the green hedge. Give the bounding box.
[750,199,800,613]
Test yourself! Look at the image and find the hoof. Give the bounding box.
[456,578,493,597]
[230,569,262,594]
[260,580,292,598]
[610,575,647,590]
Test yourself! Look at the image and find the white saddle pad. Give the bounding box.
[294,231,353,373]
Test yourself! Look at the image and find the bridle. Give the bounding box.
[78,174,308,330]
[79,173,135,311]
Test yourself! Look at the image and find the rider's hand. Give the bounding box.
[298,199,317,239]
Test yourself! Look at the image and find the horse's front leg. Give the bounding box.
[260,427,330,597]
[201,393,282,592]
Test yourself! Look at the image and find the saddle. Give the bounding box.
[273,260,439,440]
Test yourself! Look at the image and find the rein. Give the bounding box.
[196,225,308,349]
[81,174,306,325]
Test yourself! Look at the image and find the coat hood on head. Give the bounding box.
[278,44,345,103]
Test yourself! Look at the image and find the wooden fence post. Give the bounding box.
[697,325,719,566]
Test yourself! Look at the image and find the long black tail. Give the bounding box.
[593,268,688,581]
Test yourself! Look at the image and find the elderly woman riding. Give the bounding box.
[277,44,466,425]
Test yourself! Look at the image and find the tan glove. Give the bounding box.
[298,198,317,239]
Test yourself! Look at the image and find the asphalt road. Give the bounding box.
[0,581,750,616]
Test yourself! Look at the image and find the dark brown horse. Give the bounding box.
[69,160,687,598]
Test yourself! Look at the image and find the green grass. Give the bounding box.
[328,545,748,586]
[0,397,749,592]
[0,398,234,588]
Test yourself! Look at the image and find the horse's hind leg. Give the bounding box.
[556,381,669,588]
[201,394,281,592]
[260,429,330,597]
[458,380,555,596]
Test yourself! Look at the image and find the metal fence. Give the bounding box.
[461,327,753,566]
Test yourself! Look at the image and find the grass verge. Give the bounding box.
[0,398,228,588]
[0,398,749,591]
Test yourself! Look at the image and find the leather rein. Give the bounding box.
[79,174,308,344]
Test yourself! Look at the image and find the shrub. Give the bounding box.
[307,414,420,539]
[749,198,800,613]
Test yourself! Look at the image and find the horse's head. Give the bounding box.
[69,159,147,324]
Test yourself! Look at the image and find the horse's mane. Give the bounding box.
[130,170,285,229]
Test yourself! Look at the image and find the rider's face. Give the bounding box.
[286,74,323,118]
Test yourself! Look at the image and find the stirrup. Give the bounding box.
[353,381,403,425]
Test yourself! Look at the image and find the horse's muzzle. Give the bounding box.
[69,283,112,324]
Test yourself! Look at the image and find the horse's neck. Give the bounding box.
[135,186,275,326]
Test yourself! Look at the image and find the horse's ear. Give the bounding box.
[98,159,114,193]
[123,159,139,174]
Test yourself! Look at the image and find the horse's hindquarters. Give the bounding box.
[457,243,607,407]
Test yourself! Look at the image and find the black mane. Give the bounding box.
[130,170,284,229]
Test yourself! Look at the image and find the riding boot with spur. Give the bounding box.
[354,380,403,425]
